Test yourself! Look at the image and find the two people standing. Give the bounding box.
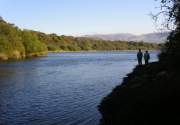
[137,49,150,66]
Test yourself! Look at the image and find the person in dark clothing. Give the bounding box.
[144,50,150,65]
[137,49,143,66]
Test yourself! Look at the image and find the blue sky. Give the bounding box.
[0,0,160,36]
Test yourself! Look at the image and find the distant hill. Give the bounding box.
[84,32,169,43]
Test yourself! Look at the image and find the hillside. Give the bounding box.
[85,32,169,43]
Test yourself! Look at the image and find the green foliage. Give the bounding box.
[0,20,25,59]
[0,19,47,60]
[0,35,13,53]
[21,31,47,55]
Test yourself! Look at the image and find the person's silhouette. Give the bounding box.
[144,50,150,65]
[137,49,143,66]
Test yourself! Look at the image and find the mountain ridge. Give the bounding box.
[84,32,169,43]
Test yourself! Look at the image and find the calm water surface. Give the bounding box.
[0,51,158,125]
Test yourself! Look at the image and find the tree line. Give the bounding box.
[0,18,161,60]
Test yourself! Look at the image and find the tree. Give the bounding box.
[21,30,47,56]
[156,0,180,68]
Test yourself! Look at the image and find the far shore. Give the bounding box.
[48,49,160,53]
[0,49,160,62]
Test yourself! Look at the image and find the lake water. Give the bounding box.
[0,51,158,125]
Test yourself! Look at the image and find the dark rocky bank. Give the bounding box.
[98,61,180,125]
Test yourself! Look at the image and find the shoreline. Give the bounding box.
[49,49,160,53]
[0,49,159,61]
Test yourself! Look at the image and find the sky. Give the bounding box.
[0,0,161,36]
